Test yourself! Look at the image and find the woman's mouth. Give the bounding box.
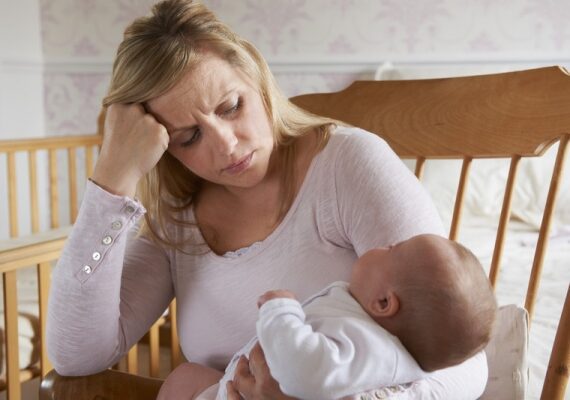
[223,152,254,175]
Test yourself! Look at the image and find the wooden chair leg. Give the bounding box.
[39,369,164,400]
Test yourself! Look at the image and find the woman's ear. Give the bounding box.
[369,291,400,318]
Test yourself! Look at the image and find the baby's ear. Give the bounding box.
[369,291,400,318]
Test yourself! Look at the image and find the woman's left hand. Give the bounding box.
[226,343,296,400]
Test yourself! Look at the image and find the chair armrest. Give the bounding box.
[39,369,164,400]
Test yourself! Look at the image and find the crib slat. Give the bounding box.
[541,286,570,400]
[3,271,22,400]
[414,157,426,180]
[7,152,18,238]
[149,321,160,377]
[49,149,59,229]
[86,146,94,179]
[525,135,569,320]
[127,345,138,374]
[0,134,101,152]
[449,157,472,241]
[38,262,53,377]
[28,150,40,233]
[169,301,182,369]
[68,147,78,223]
[489,155,520,287]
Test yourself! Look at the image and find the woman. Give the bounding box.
[47,0,488,398]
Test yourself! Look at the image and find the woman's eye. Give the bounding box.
[223,98,242,116]
[181,129,201,147]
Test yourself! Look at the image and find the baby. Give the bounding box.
[158,233,497,400]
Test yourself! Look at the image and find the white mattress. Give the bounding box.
[458,221,570,400]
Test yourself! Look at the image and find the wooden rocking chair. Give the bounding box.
[39,66,569,400]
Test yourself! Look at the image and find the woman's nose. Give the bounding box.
[210,125,238,155]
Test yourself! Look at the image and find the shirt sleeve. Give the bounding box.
[256,297,412,400]
[350,352,488,400]
[257,298,348,399]
[47,180,174,376]
[325,129,487,399]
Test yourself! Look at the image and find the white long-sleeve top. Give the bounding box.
[216,282,427,400]
[47,127,487,399]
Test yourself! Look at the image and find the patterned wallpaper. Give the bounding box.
[39,0,570,135]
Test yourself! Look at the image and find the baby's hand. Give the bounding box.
[257,290,296,308]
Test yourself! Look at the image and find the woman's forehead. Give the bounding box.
[145,57,249,127]
[152,57,237,104]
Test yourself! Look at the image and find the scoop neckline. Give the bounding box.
[192,141,327,264]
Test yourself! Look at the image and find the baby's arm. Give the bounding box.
[256,291,384,399]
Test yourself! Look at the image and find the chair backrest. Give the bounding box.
[291,66,570,400]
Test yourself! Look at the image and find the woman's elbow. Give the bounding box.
[49,353,111,377]
[47,337,121,376]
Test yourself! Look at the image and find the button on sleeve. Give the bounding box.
[72,181,147,284]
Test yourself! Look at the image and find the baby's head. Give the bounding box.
[349,234,497,372]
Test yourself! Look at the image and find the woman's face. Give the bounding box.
[146,52,275,190]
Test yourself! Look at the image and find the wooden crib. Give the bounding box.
[0,66,568,399]
[0,133,181,399]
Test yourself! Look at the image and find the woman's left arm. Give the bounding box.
[332,129,487,399]
[352,352,488,400]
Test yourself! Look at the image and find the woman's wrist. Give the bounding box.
[91,165,139,198]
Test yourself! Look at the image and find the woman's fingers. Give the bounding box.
[232,345,295,399]
[232,355,256,395]
[248,343,270,380]
[226,380,243,400]
[92,103,169,197]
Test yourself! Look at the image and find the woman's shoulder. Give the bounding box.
[319,126,393,167]
[334,125,388,144]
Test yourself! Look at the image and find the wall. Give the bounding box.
[39,0,570,136]
[0,0,46,238]
[2,0,569,237]
[0,0,45,139]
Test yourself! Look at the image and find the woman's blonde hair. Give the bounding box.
[103,0,336,249]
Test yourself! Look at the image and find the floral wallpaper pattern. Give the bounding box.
[38,0,570,135]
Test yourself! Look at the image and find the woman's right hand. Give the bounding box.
[91,103,169,198]
[227,343,297,400]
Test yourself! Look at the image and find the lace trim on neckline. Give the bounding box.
[222,241,263,258]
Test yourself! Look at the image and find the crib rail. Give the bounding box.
[0,135,102,238]
[0,230,179,399]
[0,229,68,399]
[0,134,179,399]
